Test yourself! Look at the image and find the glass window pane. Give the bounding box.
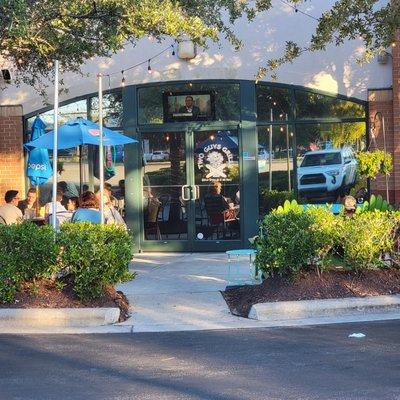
[142,132,187,240]
[90,92,123,128]
[138,83,240,124]
[295,90,365,119]
[256,85,292,121]
[257,125,294,216]
[194,130,240,240]
[295,122,366,204]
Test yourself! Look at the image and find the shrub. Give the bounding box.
[340,211,399,270]
[356,150,393,180]
[58,223,134,301]
[259,189,295,214]
[255,209,318,279]
[0,223,59,302]
[307,206,343,271]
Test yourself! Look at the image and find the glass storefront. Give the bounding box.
[24,80,367,251]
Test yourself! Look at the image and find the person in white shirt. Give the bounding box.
[45,190,72,225]
[0,190,23,225]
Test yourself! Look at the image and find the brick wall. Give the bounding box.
[0,106,24,204]
[369,30,400,204]
[393,30,400,203]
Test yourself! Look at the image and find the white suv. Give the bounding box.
[297,147,357,201]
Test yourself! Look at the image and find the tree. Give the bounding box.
[256,0,400,80]
[1,0,398,90]
[0,0,268,92]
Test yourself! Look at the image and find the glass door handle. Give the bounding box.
[194,185,200,200]
[181,185,191,201]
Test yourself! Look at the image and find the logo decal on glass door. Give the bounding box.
[197,145,233,182]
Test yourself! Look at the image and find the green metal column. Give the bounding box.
[123,85,141,253]
[240,80,259,243]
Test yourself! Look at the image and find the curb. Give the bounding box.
[0,307,120,329]
[248,295,400,320]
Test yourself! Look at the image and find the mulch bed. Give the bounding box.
[0,278,130,322]
[221,268,400,318]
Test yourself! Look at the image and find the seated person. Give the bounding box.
[45,190,72,225]
[66,197,79,212]
[99,193,126,227]
[18,188,40,219]
[0,190,23,225]
[71,191,101,224]
[204,182,233,225]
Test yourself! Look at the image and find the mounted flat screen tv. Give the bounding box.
[163,91,215,122]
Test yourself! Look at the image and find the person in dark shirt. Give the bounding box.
[178,95,200,119]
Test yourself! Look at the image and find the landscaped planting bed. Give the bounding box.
[0,222,133,322]
[223,197,400,318]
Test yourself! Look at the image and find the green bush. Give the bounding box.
[256,209,318,279]
[356,150,393,180]
[0,223,58,302]
[259,189,294,214]
[307,206,343,270]
[340,211,398,270]
[58,223,134,301]
[254,197,400,278]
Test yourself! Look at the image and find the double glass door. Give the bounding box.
[141,128,241,251]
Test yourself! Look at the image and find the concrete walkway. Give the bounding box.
[118,253,400,333]
[118,253,264,332]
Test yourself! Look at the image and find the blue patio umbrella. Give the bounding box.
[195,130,238,154]
[26,117,53,186]
[25,118,137,150]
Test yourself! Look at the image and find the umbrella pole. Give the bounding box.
[98,73,105,224]
[51,60,59,231]
[35,185,40,217]
[79,145,83,195]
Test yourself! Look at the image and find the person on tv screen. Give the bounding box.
[179,95,200,119]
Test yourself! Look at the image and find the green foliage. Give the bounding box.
[358,194,393,213]
[58,223,134,301]
[356,150,393,180]
[0,0,273,92]
[275,199,304,214]
[254,196,400,279]
[0,223,59,302]
[258,1,399,80]
[255,209,318,279]
[259,189,294,214]
[0,222,134,303]
[340,211,398,271]
[307,207,343,270]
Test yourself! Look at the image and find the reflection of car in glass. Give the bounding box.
[150,150,169,161]
[258,148,274,172]
[297,147,357,200]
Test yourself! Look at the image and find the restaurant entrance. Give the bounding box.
[139,127,242,252]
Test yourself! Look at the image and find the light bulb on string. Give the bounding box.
[171,45,175,56]
[147,59,152,73]
[121,70,126,86]
[108,75,111,90]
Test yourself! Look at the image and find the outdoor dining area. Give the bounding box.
[0,111,136,228]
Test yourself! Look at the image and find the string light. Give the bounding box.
[278,0,319,21]
[101,43,175,85]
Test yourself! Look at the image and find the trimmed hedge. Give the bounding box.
[255,202,400,280]
[0,222,133,303]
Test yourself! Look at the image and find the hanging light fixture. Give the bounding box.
[121,70,125,86]
[147,59,152,73]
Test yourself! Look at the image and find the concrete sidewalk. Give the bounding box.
[118,253,265,332]
[117,253,400,333]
